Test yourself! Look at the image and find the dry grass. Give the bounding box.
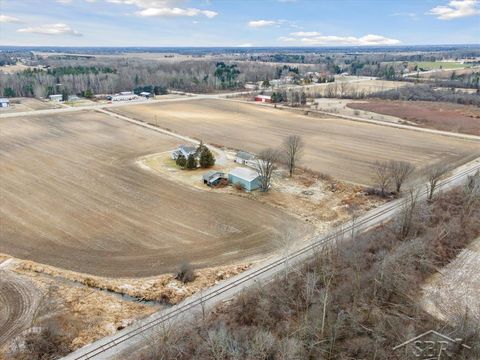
[139,186,480,360]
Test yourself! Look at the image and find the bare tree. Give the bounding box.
[424,164,448,200]
[372,161,392,196]
[339,81,350,98]
[282,135,304,177]
[395,187,421,240]
[388,160,416,193]
[255,148,280,192]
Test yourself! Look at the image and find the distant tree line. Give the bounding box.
[0,57,289,98]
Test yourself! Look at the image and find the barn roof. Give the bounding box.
[236,151,255,161]
[229,167,259,182]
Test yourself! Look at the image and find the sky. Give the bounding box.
[0,0,479,47]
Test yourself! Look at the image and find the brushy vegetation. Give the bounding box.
[370,85,480,106]
[141,185,480,360]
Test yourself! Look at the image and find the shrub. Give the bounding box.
[175,262,196,283]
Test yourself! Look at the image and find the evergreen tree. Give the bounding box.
[199,147,215,168]
[176,154,186,168]
[186,154,197,169]
[3,87,15,97]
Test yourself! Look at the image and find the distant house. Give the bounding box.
[255,95,272,103]
[171,145,197,160]
[67,95,80,102]
[49,94,62,102]
[244,83,258,90]
[235,151,255,165]
[228,167,261,191]
[0,98,10,108]
[140,91,153,98]
[202,171,226,186]
[109,93,138,101]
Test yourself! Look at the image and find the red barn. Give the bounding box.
[254,95,272,103]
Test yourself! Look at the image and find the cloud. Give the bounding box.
[280,33,400,46]
[17,23,82,36]
[390,12,419,20]
[106,0,218,18]
[277,36,296,42]
[290,31,321,37]
[56,0,72,3]
[237,43,253,47]
[428,0,480,20]
[248,20,278,28]
[137,7,217,17]
[0,14,22,23]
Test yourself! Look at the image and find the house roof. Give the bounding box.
[236,151,255,161]
[203,171,225,182]
[229,167,259,182]
[179,145,197,154]
[140,92,151,96]
[255,95,271,100]
[0,98,9,103]
[202,170,217,180]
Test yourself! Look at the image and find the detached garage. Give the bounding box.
[228,167,261,191]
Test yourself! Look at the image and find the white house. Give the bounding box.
[49,94,62,102]
[0,98,10,108]
[171,145,197,160]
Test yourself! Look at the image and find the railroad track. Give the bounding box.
[64,161,480,360]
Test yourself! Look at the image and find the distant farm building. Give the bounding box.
[108,92,138,102]
[140,91,153,98]
[228,167,261,191]
[235,151,255,165]
[255,95,272,103]
[171,145,197,160]
[49,94,62,102]
[0,98,10,108]
[202,171,226,187]
[68,95,80,102]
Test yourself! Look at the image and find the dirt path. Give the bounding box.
[422,238,480,324]
[0,263,41,346]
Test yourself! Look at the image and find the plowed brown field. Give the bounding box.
[114,99,480,185]
[0,111,311,278]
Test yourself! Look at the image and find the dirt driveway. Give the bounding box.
[0,111,312,278]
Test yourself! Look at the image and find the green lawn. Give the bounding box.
[411,61,467,70]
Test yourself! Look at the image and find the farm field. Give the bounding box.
[0,110,311,278]
[347,100,480,136]
[418,66,479,79]
[386,61,468,71]
[300,78,406,97]
[0,97,61,113]
[113,99,480,185]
